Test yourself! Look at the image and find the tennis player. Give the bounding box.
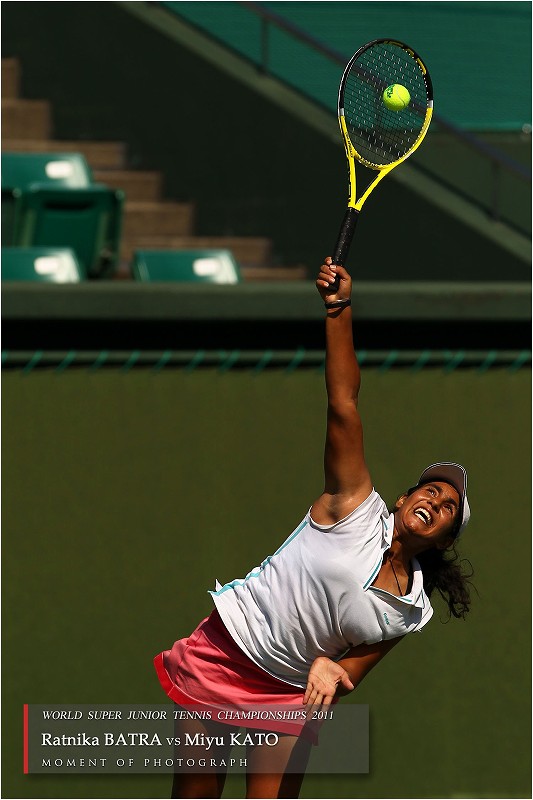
[154,257,472,799]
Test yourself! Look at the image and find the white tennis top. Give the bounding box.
[210,489,433,687]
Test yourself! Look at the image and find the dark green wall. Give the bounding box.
[1,2,529,278]
[2,366,531,798]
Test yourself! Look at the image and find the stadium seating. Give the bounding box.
[1,246,85,282]
[132,249,241,283]
[3,188,124,277]
[1,152,124,276]
[12,185,124,277]
[2,152,93,190]
[2,152,94,245]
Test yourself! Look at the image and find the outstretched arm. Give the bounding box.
[303,637,404,707]
[311,257,372,525]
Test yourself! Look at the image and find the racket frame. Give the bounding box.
[332,39,433,271]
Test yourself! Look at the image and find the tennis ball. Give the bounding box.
[383,84,411,111]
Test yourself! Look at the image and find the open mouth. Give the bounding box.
[414,507,432,526]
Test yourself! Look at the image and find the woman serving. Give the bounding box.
[155,257,472,799]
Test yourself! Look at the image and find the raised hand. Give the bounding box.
[316,257,352,304]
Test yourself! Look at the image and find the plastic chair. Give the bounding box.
[1,152,93,191]
[132,250,241,284]
[1,246,85,282]
[8,185,124,278]
[2,152,94,246]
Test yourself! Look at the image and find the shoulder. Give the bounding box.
[310,489,389,533]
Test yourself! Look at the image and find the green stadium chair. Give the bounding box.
[2,152,94,247]
[1,247,85,282]
[132,249,242,284]
[8,185,124,278]
[2,152,93,191]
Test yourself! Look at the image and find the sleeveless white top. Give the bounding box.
[210,490,433,687]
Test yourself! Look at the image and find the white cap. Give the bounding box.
[417,462,470,536]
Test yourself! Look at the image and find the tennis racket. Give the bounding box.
[331,39,433,290]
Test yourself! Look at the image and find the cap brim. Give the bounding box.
[418,463,467,499]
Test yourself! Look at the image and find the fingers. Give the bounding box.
[316,267,339,293]
[341,673,355,691]
[303,678,335,715]
[316,269,336,289]
[303,682,322,707]
[304,691,333,719]
[304,694,326,718]
[330,263,349,281]
[317,258,335,287]
[317,258,349,285]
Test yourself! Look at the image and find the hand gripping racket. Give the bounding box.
[331,39,433,290]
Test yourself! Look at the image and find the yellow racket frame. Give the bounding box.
[340,103,433,212]
[330,39,434,278]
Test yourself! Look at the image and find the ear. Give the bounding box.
[396,494,408,507]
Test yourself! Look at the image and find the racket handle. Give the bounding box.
[331,208,359,291]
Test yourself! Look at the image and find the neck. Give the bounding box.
[385,541,412,596]
[387,537,415,572]
[392,515,434,562]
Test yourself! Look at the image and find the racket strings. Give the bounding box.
[343,42,430,167]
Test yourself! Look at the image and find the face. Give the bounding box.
[395,481,460,550]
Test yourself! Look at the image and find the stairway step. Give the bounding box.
[1,58,20,99]
[241,266,307,281]
[122,202,195,240]
[93,170,162,201]
[1,99,51,140]
[1,139,126,169]
[122,235,272,267]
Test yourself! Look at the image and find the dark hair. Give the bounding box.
[415,545,474,619]
[391,487,474,620]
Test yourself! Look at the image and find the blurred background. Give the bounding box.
[2,2,531,798]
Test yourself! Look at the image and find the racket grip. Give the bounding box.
[331,208,359,291]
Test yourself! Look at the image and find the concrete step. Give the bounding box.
[1,99,51,140]
[1,58,20,99]
[1,139,126,170]
[240,266,307,281]
[122,202,195,241]
[121,235,272,268]
[92,169,162,201]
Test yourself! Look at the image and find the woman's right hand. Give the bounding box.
[303,656,355,709]
[316,257,352,304]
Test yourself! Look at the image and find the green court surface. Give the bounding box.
[2,366,531,798]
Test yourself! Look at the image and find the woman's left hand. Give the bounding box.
[303,656,355,708]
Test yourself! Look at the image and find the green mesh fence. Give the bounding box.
[1,349,531,373]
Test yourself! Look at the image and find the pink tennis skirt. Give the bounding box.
[154,609,322,741]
